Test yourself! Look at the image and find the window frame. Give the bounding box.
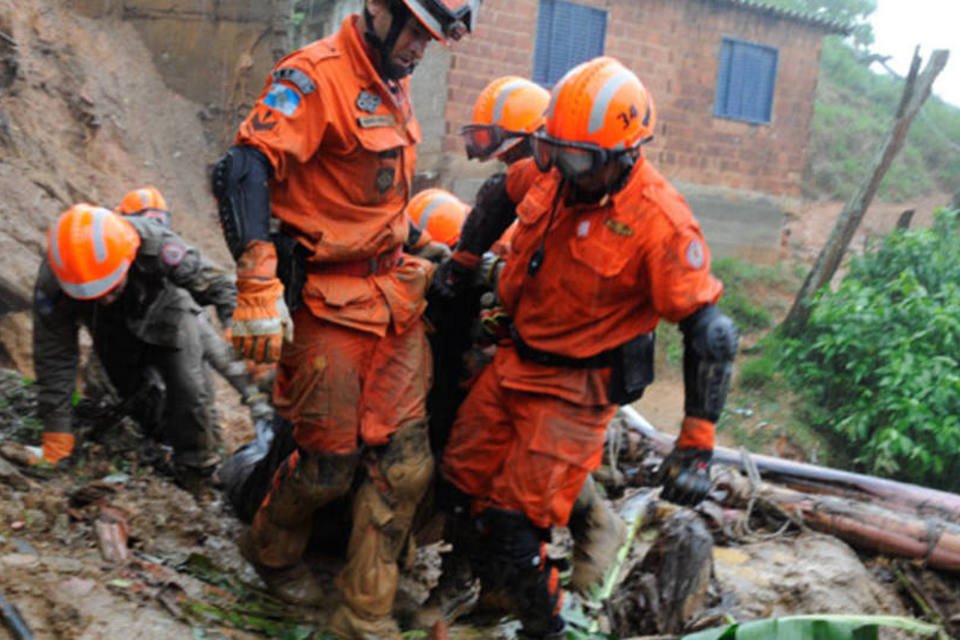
[714,36,779,125]
[532,0,608,88]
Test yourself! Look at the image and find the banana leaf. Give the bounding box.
[681,614,944,640]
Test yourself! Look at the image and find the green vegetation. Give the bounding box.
[771,211,960,490]
[683,614,944,640]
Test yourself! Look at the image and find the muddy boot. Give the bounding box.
[334,420,433,638]
[568,475,627,594]
[327,605,403,640]
[238,528,324,605]
[413,551,481,628]
[172,457,220,498]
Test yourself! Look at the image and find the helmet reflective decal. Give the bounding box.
[588,69,634,135]
[685,239,705,269]
[263,83,302,117]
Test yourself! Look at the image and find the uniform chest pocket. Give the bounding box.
[343,125,409,205]
[568,215,637,278]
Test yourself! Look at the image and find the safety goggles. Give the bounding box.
[531,131,651,179]
[413,0,473,42]
[460,124,526,160]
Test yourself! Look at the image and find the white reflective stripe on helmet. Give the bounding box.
[418,193,459,228]
[58,258,131,300]
[588,67,634,137]
[91,206,110,262]
[492,78,528,126]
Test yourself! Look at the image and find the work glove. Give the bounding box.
[656,447,713,506]
[479,305,511,343]
[231,240,293,363]
[431,253,478,301]
[415,240,453,263]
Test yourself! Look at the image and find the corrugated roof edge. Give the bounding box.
[708,0,852,35]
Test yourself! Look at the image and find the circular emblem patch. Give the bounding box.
[685,239,705,269]
[160,242,187,266]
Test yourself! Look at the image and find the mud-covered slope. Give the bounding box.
[0,0,228,371]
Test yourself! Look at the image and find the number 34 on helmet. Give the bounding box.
[532,56,656,178]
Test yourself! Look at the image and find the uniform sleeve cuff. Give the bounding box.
[451,250,482,270]
[676,416,715,450]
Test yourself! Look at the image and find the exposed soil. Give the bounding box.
[0,2,957,639]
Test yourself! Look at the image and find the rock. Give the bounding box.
[0,455,29,490]
[43,555,84,574]
[1,552,40,568]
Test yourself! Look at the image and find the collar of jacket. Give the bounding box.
[339,14,411,114]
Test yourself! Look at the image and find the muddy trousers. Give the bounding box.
[95,310,219,470]
[247,420,433,624]
[568,475,626,594]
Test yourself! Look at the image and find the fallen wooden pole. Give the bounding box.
[617,406,960,521]
[714,470,960,573]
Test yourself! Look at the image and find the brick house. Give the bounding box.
[302,0,845,255]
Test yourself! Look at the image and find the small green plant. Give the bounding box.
[782,211,960,489]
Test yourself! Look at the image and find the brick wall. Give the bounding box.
[441,0,829,197]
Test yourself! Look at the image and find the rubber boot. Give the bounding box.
[243,449,358,605]
[330,420,433,639]
[568,475,627,594]
[238,528,324,606]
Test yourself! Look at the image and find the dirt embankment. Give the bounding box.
[0,0,230,370]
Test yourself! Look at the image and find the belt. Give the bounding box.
[308,246,403,277]
[510,325,616,369]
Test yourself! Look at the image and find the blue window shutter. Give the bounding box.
[534,0,607,86]
[714,37,778,124]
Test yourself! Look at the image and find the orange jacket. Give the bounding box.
[236,16,428,335]
[495,158,722,403]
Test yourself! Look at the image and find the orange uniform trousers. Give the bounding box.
[273,307,431,455]
[442,347,616,530]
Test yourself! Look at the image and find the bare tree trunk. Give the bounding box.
[780,48,949,337]
[896,209,915,230]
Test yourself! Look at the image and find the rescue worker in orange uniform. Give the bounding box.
[115,186,274,419]
[209,0,479,636]
[33,204,236,490]
[426,75,629,628]
[437,57,739,638]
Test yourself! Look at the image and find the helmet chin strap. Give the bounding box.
[364,2,415,81]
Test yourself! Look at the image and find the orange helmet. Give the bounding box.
[47,204,141,300]
[115,186,171,227]
[462,76,550,160]
[406,188,469,248]
[533,57,656,177]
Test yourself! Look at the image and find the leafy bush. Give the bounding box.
[782,211,960,489]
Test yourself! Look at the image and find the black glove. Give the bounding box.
[431,256,476,301]
[656,447,713,506]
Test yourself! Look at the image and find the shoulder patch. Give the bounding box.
[263,83,302,117]
[160,242,187,266]
[272,67,316,95]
